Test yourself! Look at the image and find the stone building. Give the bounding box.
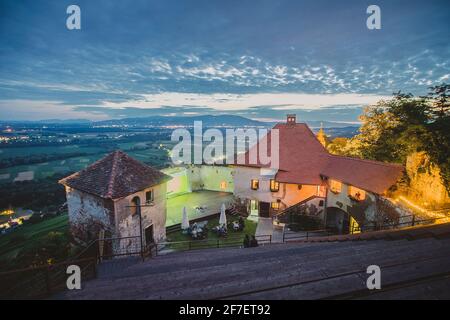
[59,150,171,249]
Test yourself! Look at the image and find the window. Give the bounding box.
[145,190,153,203]
[251,179,259,190]
[270,179,280,192]
[271,202,280,210]
[348,186,366,201]
[220,181,227,190]
[130,196,141,216]
[329,179,342,193]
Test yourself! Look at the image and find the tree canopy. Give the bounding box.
[327,83,450,192]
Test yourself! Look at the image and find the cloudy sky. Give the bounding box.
[0,0,449,122]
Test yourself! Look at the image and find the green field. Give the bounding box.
[0,145,103,160]
[0,142,171,183]
[0,214,69,266]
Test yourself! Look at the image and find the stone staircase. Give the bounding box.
[55,223,450,300]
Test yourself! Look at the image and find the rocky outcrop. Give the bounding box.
[405,152,450,206]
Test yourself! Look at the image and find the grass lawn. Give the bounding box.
[164,215,258,251]
[0,214,69,265]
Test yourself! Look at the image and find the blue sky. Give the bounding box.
[0,0,449,122]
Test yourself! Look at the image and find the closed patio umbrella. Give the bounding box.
[219,203,227,226]
[181,207,189,230]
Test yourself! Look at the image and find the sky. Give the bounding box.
[0,0,449,122]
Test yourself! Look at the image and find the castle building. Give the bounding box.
[232,114,404,232]
[59,151,171,247]
[61,115,404,243]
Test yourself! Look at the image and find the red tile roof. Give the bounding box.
[239,123,331,185]
[321,155,404,194]
[238,122,404,194]
[59,150,171,199]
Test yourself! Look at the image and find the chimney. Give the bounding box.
[287,114,296,125]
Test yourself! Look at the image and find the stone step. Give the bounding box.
[59,238,450,299]
[66,243,450,300]
[113,238,445,274]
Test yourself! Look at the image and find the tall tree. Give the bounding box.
[427,83,450,119]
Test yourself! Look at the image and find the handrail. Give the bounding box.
[351,215,449,234]
[274,195,325,218]
[282,229,332,242]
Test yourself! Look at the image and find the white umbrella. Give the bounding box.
[181,207,189,230]
[219,203,227,226]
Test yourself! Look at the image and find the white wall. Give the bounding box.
[326,182,376,220]
[197,165,234,192]
[233,166,320,209]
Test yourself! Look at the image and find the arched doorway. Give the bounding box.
[130,196,141,216]
[326,207,350,234]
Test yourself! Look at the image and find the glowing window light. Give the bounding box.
[270,179,279,192]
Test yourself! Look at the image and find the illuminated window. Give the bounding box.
[145,190,153,203]
[271,202,280,210]
[348,186,366,201]
[329,179,342,193]
[251,179,259,190]
[220,181,227,190]
[270,179,280,192]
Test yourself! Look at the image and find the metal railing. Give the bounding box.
[0,235,144,300]
[350,215,449,234]
[155,234,272,254]
[0,256,97,300]
[282,229,332,242]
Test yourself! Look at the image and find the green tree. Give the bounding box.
[344,85,449,193]
[426,83,450,119]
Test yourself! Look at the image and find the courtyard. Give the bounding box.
[166,190,234,226]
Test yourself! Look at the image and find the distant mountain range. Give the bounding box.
[93,115,359,129]
[2,114,360,137]
[94,115,267,127]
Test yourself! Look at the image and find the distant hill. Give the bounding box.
[94,115,268,127]
[311,126,359,138]
[1,115,360,137]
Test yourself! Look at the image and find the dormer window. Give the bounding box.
[348,186,366,201]
[329,179,342,193]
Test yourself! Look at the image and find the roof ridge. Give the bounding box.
[106,150,120,198]
[328,154,404,168]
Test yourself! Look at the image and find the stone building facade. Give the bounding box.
[60,150,170,251]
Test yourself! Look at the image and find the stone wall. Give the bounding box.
[65,187,115,244]
[114,182,167,245]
